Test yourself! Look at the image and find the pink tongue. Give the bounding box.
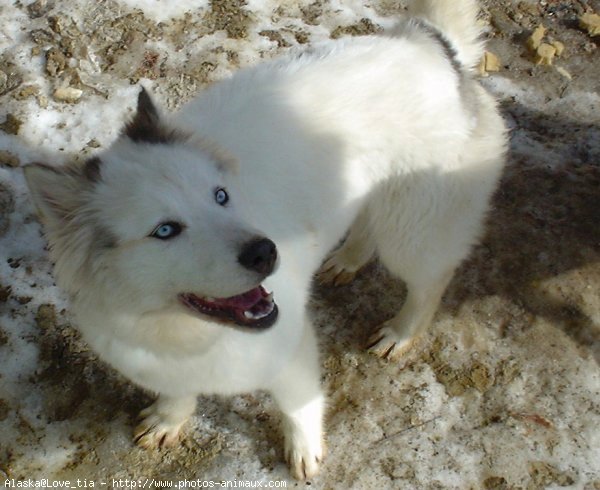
[217,287,263,309]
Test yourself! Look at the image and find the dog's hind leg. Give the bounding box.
[134,394,197,449]
[269,319,325,480]
[364,173,476,362]
[318,207,375,286]
[367,269,454,361]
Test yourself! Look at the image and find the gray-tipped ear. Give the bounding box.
[23,163,89,224]
[123,87,181,144]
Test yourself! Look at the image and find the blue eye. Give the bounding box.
[215,187,229,206]
[151,221,183,240]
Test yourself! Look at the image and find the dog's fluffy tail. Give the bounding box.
[409,0,484,71]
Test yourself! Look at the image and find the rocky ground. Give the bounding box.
[0,0,599,488]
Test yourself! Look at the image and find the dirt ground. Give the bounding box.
[0,0,599,488]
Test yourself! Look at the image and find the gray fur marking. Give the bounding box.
[413,18,462,75]
[412,18,479,117]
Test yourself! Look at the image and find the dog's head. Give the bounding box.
[25,88,278,331]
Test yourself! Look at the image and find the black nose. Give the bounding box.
[238,238,277,275]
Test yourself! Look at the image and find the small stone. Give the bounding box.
[535,43,557,65]
[551,40,565,57]
[37,95,49,109]
[579,12,600,36]
[527,25,546,51]
[555,66,572,80]
[485,52,501,71]
[479,51,501,75]
[53,86,83,103]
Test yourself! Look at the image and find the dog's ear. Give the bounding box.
[123,87,180,144]
[23,163,93,226]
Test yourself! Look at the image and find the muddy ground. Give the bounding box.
[0,0,599,488]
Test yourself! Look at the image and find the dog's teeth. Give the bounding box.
[205,297,215,302]
[245,310,267,320]
[265,293,273,302]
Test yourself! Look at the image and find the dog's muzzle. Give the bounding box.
[178,237,279,330]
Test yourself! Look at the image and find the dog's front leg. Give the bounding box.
[269,320,325,480]
[134,394,197,448]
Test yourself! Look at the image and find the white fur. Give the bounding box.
[25,0,506,480]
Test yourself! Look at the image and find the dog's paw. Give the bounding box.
[367,325,417,362]
[133,402,187,449]
[284,433,325,480]
[317,255,358,286]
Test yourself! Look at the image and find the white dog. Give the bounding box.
[25,0,506,480]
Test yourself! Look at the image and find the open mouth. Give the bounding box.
[178,286,278,330]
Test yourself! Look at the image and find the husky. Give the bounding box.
[25,0,506,480]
